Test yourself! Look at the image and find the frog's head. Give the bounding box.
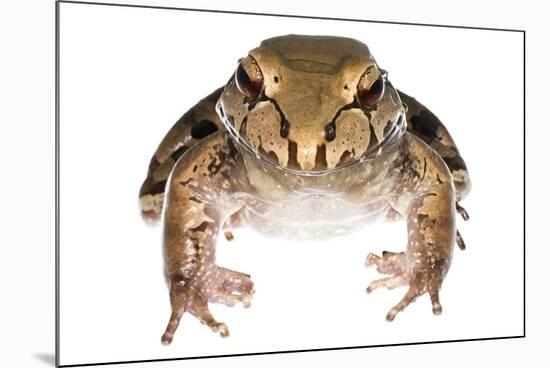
[217,34,406,175]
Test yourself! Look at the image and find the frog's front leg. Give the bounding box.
[366,134,456,321]
[161,132,253,345]
[398,90,471,223]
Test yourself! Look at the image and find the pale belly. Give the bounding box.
[237,193,392,240]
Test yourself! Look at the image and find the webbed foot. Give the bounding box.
[161,266,254,344]
[365,250,445,321]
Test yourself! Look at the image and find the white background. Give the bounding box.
[56,3,524,366]
[1,0,548,368]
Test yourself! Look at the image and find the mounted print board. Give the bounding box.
[56,2,524,366]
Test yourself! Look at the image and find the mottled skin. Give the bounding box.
[139,35,471,344]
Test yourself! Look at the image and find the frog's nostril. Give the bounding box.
[325,121,336,142]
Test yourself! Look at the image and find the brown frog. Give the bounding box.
[139,35,471,345]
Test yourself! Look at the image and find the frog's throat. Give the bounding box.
[221,113,407,177]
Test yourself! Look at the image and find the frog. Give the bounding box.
[138,35,471,345]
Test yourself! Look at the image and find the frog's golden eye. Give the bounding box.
[235,56,263,100]
[357,69,385,108]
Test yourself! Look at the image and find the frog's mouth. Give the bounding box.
[222,113,406,177]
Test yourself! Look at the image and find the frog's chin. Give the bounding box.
[222,114,406,177]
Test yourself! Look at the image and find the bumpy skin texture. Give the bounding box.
[138,35,471,344]
[139,88,224,223]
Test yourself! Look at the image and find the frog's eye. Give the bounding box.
[235,56,263,100]
[357,69,385,108]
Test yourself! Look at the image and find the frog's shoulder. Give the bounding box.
[168,130,237,183]
[398,89,471,201]
[139,87,225,222]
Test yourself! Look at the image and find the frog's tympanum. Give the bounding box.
[139,35,471,345]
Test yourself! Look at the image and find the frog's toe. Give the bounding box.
[365,252,380,267]
[161,311,181,345]
[456,202,470,221]
[222,222,235,241]
[429,289,443,315]
[366,273,407,293]
[186,291,231,337]
[385,286,420,321]
[223,230,235,241]
[456,229,466,250]
[222,212,242,241]
[193,310,230,337]
[365,250,405,275]
[385,270,444,321]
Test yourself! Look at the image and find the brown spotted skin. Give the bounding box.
[139,87,224,223]
[140,35,472,344]
[399,90,471,203]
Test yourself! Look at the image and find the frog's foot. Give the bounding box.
[203,266,255,308]
[161,266,254,345]
[365,251,444,321]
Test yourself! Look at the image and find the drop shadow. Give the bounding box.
[34,353,55,366]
